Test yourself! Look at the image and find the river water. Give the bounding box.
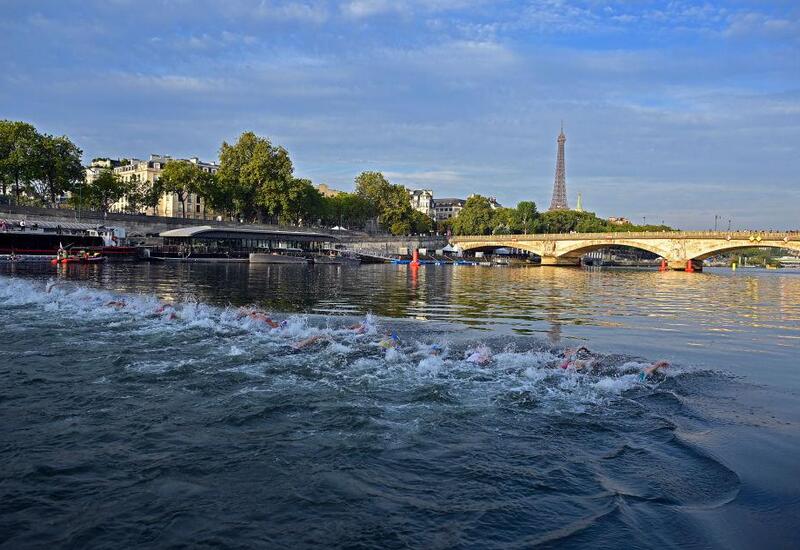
[1,263,799,549]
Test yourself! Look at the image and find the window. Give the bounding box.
[196,204,201,213]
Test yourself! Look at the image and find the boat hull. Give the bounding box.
[249,253,310,264]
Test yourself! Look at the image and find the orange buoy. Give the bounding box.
[659,259,667,272]
[410,249,420,267]
[686,260,695,273]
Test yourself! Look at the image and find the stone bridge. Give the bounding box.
[450,231,800,270]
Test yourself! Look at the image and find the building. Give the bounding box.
[317,184,343,198]
[409,189,435,218]
[84,158,123,185]
[608,217,631,225]
[107,154,219,219]
[433,198,466,221]
[548,123,569,211]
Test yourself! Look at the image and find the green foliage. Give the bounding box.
[158,160,213,218]
[75,169,126,214]
[0,121,84,206]
[450,195,497,235]
[217,131,293,221]
[0,120,42,199]
[354,171,423,235]
[28,134,84,206]
[321,192,374,229]
[274,178,324,225]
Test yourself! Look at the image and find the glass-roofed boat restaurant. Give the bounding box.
[160,226,337,255]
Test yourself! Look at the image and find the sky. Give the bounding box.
[1,0,798,229]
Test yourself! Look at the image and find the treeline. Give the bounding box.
[446,195,673,235]
[0,123,430,234]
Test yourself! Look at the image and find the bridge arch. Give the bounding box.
[453,240,548,257]
[555,239,673,260]
[690,241,800,260]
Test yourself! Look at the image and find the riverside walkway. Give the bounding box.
[450,231,800,270]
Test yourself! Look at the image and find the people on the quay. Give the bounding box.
[640,360,669,380]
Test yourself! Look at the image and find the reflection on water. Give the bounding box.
[5,262,798,383]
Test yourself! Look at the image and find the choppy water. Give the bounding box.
[1,264,799,548]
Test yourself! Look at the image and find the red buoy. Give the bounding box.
[686,260,694,273]
[659,259,667,272]
[410,249,420,267]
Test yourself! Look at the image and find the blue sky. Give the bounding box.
[2,0,798,229]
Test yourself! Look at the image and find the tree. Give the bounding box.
[514,201,539,234]
[450,195,497,235]
[274,178,324,225]
[217,131,293,222]
[158,160,210,218]
[353,172,422,235]
[77,169,126,215]
[0,120,39,200]
[321,192,374,229]
[354,171,391,206]
[28,134,84,206]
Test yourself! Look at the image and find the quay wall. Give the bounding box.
[338,235,449,255]
[0,205,362,242]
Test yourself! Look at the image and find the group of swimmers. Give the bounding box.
[45,280,672,380]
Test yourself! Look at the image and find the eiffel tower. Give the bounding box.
[548,123,568,211]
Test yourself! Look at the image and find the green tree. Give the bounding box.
[450,195,497,235]
[275,178,324,225]
[28,134,84,206]
[321,192,374,229]
[411,209,433,234]
[158,160,210,218]
[217,131,293,222]
[0,120,40,200]
[78,169,126,215]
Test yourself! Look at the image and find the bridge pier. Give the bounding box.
[667,259,703,272]
[540,256,582,267]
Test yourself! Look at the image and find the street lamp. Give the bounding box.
[728,219,731,231]
[714,214,719,231]
[642,216,646,226]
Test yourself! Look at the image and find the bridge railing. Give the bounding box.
[451,230,799,242]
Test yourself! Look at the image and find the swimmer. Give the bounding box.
[378,331,400,349]
[237,308,280,328]
[465,345,492,365]
[559,346,591,370]
[292,334,327,350]
[349,320,368,334]
[45,280,59,294]
[640,360,669,381]
[429,343,444,356]
[153,302,174,314]
[105,300,126,309]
